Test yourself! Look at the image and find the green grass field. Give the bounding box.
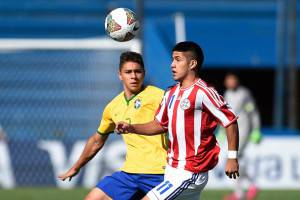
[0,188,299,200]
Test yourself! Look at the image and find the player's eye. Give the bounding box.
[135,70,143,74]
[173,56,181,62]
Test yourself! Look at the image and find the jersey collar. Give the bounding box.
[123,85,145,105]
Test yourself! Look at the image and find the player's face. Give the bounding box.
[171,51,194,82]
[119,61,145,95]
[225,75,239,90]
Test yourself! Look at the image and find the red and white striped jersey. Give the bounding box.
[155,79,237,173]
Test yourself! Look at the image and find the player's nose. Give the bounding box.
[130,72,138,79]
[171,61,176,68]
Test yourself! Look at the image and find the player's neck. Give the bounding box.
[180,75,199,89]
[123,86,144,100]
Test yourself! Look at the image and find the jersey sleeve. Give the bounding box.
[201,87,237,127]
[97,104,115,135]
[155,90,170,130]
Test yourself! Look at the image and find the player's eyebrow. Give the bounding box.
[173,55,182,60]
[173,56,183,60]
[124,69,133,72]
[124,69,143,72]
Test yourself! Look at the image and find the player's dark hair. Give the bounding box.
[172,41,204,76]
[226,71,239,78]
[119,51,144,71]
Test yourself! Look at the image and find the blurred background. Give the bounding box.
[0,0,299,199]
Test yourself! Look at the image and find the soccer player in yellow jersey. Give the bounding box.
[58,52,167,200]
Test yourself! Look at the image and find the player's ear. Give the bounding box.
[118,70,123,81]
[189,59,197,70]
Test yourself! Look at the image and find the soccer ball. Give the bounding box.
[104,8,139,42]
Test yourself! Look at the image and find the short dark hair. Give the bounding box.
[226,71,239,78]
[172,41,204,76]
[119,51,144,71]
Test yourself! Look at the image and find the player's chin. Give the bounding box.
[129,85,142,93]
[172,74,181,81]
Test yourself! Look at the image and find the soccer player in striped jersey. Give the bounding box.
[116,41,240,200]
[58,52,167,200]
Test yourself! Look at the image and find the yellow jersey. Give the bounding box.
[97,85,167,174]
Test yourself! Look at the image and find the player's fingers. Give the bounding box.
[232,172,237,179]
[233,171,239,179]
[225,171,239,179]
[115,124,130,134]
[116,128,122,134]
[116,124,125,133]
[225,171,230,178]
[114,126,122,134]
[58,175,66,181]
[114,128,120,134]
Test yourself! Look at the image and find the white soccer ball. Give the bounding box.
[104,8,139,42]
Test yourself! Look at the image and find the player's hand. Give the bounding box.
[115,121,133,134]
[58,167,80,182]
[225,159,239,179]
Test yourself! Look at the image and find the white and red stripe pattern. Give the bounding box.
[155,79,237,173]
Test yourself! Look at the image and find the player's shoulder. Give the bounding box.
[195,79,209,92]
[144,85,164,94]
[239,86,250,93]
[163,83,178,94]
[166,83,177,91]
[140,85,164,102]
[195,79,221,96]
[237,86,253,97]
[105,91,124,108]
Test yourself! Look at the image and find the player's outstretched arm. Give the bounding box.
[58,133,108,181]
[224,121,240,179]
[115,120,165,135]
